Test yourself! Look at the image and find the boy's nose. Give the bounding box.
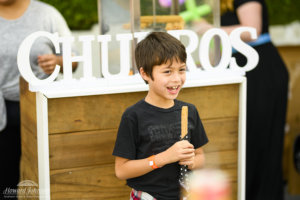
[172,72,181,82]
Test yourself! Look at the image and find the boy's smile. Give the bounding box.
[141,59,186,108]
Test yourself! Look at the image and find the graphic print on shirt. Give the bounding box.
[147,121,192,154]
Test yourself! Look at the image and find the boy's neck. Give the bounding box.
[144,95,175,109]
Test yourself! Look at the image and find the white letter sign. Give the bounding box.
[230,27,259,71]
[17,31,60,86]
[17,28,259,91]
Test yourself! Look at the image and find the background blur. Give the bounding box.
[40,0,300,30]
[39,0,300,199]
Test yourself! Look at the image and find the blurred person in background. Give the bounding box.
[221,0,289,199]
[0,0,77,198]
[195,0,289,199]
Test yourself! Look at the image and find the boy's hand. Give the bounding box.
[164,140,195,164]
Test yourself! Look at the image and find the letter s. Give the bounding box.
[230,27,259,72]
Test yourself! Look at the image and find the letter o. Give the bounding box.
[199,28,232,71]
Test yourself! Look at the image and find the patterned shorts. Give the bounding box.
[130,189,157,200]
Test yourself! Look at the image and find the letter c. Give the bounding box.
[17,31,60,86]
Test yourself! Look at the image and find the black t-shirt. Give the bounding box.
[221,0,269,34]
[113,99,208,200]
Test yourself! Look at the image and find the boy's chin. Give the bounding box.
[167,94,179,100]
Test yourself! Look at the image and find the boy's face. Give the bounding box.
[141,59,186,107]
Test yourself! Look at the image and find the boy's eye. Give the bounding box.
[163,70,171,74]
[180,68,186,72]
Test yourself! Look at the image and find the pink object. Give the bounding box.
[158,0,185,8]
[188,169,232,200]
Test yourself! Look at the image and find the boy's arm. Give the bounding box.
[115,156,156,180]
[179,147,205,170]
[115,140,195,180]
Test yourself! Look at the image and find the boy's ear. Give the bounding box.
[139,67,150,82]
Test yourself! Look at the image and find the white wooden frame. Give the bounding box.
[35,76,246,200]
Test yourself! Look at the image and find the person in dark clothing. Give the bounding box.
[220,0,289,199]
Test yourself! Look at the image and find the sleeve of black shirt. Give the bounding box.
[112,112,138,160]
[190,106,209,149]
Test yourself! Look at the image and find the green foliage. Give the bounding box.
[265,0,300,25]
[39,0,98,30]
[40,0,299,30]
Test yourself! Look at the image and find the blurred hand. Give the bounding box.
[192,19,213,35]
[38,54,59,75]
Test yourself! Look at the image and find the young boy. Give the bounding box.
[113,32,208,200]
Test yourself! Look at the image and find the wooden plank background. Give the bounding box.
[277,46,300,194]
[20,79,240,200]
[19,78,39,200]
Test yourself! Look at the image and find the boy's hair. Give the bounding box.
[135,32,187,83]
